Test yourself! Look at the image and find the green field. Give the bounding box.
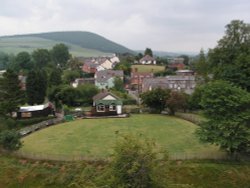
[131,64,165,73]
[20,115,219,158]
[0,37,111,57]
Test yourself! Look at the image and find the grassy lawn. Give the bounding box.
[20,114,219,158]
[131,64,165,73]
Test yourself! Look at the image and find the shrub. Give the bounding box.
[104,134,169,188]
[0,130,22,151]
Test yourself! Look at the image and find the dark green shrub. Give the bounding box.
[0,130,22,151]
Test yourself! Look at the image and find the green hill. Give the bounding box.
[0,31,134,55]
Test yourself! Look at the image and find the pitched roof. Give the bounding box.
[95,70,124,82]
[93,91,120,101]
[139,55,155,62]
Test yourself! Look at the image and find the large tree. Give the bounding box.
[14,51,33,71]
[50,43,70,67]
[49,68,62,87]
[32,49,51,68]
[26,69,48,105]
[209,20,250,91]
[0,70,25,117]
[144,48,153,57]
[140,88,170,113]
[166,91,188,115]
[196,80,250,154]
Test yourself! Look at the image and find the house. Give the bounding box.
[82,59,104,73]
[82,56,120,73]
[17,102,55,119]
[142,75,196,94]
[168,63,185,70]
[92,91,123,115]
[176,70,194,76]
[98,58,113,70]
[139,55,156,65]
[130,68,154,92]
[71,78,95,88]
[95,70,124,89]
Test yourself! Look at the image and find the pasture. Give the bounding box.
[131,64,165,73]
[20,114,219,159]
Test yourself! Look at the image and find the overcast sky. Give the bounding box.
[0,0,249,53]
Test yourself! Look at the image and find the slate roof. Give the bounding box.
[93,91,120,101]
[95,70,124,82]
[139,55,155,62]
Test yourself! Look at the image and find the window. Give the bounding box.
[97,103,105,112]
[109,103,116,111]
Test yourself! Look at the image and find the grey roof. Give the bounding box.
[165,75,195,81]
[139,55,155,62]
[93,91,120,101]
[95,70,124,82]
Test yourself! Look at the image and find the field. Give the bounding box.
[131,64,165,73]
[0,37,111,57]
[20,114,219,159]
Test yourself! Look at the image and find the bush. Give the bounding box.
[104,134,169,188]
[0,130,22,151]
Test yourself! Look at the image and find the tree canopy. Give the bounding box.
[144,48,153,57]
[209,20,250,91]
[26,69,48,105]
[50,43,70,67]
[140,88,170,113]
[0,70,25,117]
[196,80,250,153]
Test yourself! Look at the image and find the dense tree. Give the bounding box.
[49,68,62,87]
[166,91,188,115]
[63,70,81,84]
[59,86,80,106]
[196,80,250,154]
[195,49,210,83]
[188,85,205,110]
[76,84,99,105]
[208,20,250,91]
[0,70,25,117]
[26,69,48,105]
[0,52,9,70]
[144,48,153,57]
[140,88,170,113]
[15,51,33,71]
[32,49,51,68]
[114,60,131,76]
[0,130,22,151]
[50,43,70,67]
[113,77,125,92]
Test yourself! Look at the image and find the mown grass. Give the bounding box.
[20,114,219,158]
[131,64,165,73]
[0,155,249,188]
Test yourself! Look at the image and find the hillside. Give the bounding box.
[0,31,134,55]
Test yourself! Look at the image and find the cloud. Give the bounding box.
[0,0,250,52]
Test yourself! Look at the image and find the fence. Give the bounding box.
[18,117,64,137]
[175,112,206,125]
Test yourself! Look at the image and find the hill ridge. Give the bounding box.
[0,31,134,54]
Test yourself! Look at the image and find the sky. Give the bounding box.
[0,0,249,53]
